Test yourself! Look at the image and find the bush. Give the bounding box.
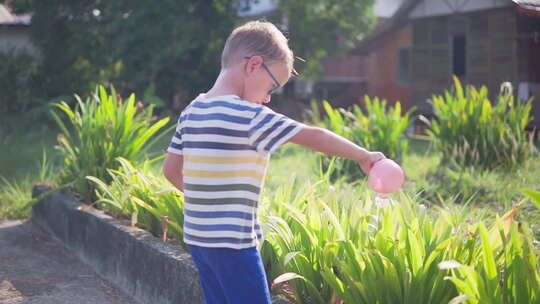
[312,96,414,181]
[87,157,186,248]
[0,52,42,114]
[423,76,536,170]
[440,214,540,303]
[260,177,540,304]
[51,85,172,201]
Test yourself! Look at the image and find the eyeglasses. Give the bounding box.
[244,56,281,95]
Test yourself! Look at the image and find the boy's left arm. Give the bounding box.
[163,152,184,192]
[286,125,384,174]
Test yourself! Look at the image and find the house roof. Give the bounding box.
[513,0,540,14]
[352,0,540,54]
[0,4,31,26]
[513,0,540,10]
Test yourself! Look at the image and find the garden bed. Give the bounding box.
[31,184,289,304]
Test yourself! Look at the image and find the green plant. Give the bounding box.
[440,211,540,304]
[315,96,414,181]
[521,189,540,211]
[423,76,536,170]
[261,175,467,304]
[51,85,172,202]
[87,157,186,248]
[261,174,540,303]
[0,150,60,219]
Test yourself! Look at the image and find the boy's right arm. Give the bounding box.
[286,125,385,174]
[163,152,184,192]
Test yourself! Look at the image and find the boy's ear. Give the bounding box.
[244,56,263,75]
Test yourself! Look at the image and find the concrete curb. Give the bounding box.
[31,185,290,304]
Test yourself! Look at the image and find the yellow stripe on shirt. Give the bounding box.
[184,169,264,180]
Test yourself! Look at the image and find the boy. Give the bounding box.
[163,20,384,304]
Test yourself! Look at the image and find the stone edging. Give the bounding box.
[31,185,290,304]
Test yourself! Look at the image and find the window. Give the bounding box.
[397,48,411,84]
[452,35,466,77]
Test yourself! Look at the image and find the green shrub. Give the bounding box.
[440,214,540,303]
[260,176,540,304]
[51,85,172,201]
[313,96,413,181]
[0,52,41,114]
[87,157,186,248]
[262,177,462,304]
[423,76,536,170]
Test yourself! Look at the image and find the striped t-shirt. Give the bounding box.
[166,94,304,249]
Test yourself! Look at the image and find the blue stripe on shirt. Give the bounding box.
[192,101,260,113]
[186,113,251,124]
[249,113,274,133]
[184,221,253,233]
[183,127,248,137]
[185,210,253,220]
[184,233,255,244]
[264,124,298,151]
[252,119,285,148]
[169,142,183,150]
[183,141,255,151]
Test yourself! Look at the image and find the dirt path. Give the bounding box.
[0,219,138,304]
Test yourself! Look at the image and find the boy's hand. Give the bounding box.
[357,151,386,175]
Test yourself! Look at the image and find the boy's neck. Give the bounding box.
[203,69,245,100]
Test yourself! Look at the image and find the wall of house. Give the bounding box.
[516,11,540,125]
[316,52,369,108]
[0,26,37,56]
[410,7,519,114]
[364,24,413,110]
[316,24,413,110]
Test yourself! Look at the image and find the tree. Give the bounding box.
[4,0,237,109]
[271,0,376,81]
[3,0,375,109]
[4,0,114,101]
[97,0,237,109]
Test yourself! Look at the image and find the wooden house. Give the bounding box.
[321,0,540,128]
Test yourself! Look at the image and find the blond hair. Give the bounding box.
[221,20,294,75]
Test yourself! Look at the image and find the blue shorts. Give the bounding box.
[186,244,272,304]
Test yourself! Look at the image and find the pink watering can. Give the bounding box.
[368,159,405,194]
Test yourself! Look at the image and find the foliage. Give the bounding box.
[2,0,113,102]
[0,52,41,114]
[5,0,377,108]
[312,96,414,182]
[440,211,540,304]
[423,76,536,170]
[4,0,238,109]
[0,150,58,219]
[522,189,540,211]
[87,157,186,249]
[270,0,376,80]
[260,176,540,304]
[95,0,237,107]
[261,178,459,304]
[2,116,540,302]
[51,85,172,201]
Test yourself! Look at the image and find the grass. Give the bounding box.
[0,123,61,181]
